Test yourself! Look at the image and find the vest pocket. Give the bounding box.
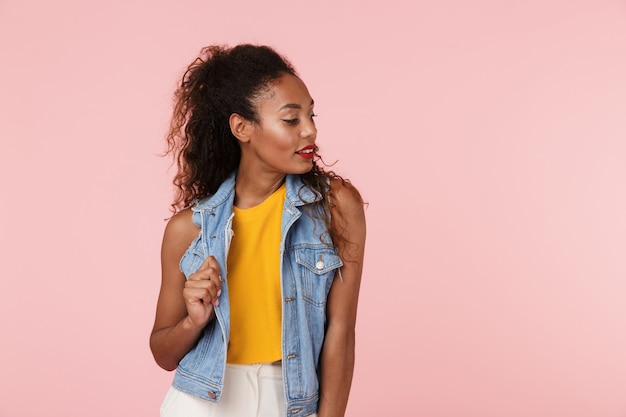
[294,248,343,307]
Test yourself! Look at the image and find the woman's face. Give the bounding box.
[243,73,318,176]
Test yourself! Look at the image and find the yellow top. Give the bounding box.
[226,183,285,364]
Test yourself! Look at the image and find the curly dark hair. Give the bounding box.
[165,44,350,248]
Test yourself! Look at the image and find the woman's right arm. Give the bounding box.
[149,209,222,371]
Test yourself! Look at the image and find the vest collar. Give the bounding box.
[193,172,322,211]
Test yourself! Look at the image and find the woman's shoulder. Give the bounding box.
[163,208,201,248]
[328,176,366,260]
[329,177,364,213]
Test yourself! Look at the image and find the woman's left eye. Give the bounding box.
[283,114,316,125]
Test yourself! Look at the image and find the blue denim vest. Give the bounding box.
[171,172,342,417]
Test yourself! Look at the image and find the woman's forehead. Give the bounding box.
[258,74,313,110]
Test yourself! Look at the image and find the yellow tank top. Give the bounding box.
[226,183,285,364]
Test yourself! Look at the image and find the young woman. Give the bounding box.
[150,44,366,417]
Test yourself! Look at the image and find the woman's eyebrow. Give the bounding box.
[278,99,315,111]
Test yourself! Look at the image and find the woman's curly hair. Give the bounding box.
[165,44,351,248]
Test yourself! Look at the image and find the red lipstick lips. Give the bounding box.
[296,145,316,160]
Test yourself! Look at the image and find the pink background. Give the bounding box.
[1,1,626,416]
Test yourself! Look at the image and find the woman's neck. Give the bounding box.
[234,168,286,209]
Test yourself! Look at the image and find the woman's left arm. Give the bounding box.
[318,180,367,417]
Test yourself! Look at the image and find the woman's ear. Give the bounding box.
[229,113,252,143]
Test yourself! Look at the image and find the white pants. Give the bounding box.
[160,363,317,417]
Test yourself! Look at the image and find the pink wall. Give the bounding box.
[1,1,626,416]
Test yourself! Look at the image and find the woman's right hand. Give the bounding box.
[151,209,222,371]
[183,256,223,328]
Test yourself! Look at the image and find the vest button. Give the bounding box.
[207,391,217,399]
[316,260,325,270]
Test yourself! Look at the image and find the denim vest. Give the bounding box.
[171,172,343,417]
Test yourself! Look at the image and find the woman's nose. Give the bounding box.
[302,119,317,139]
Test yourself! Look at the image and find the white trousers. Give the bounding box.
[160,363,317,417]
